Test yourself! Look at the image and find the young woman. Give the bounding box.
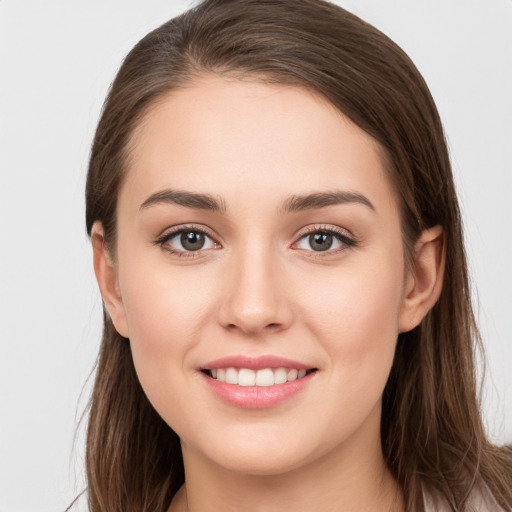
[82,0,512,510]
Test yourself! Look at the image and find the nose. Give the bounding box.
[217,244,293,336]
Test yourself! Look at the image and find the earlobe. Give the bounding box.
[398,225,445,333]
[91,222,129,338]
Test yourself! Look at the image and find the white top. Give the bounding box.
[423,484,505,512]
[67,483,505,511]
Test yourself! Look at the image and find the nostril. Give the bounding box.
[225,322,282,332]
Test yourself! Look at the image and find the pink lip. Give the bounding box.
[199,355,317,409]
[200,371,315,409]
[202,355,312,371]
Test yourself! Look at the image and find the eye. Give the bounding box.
[156,227,219,255]
[294,228,356,253]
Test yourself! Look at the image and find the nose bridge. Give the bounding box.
[217,236,292,334]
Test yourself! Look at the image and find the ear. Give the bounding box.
[398,225,445,333]
[91,222,129,338]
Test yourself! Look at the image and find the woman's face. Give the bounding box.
[107,76,413,475]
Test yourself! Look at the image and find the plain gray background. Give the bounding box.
[1,1,511,510]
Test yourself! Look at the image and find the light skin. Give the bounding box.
[92,76,445,512]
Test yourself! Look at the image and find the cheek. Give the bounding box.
[116,260,222,430]
[120,231,211,313]
[117,255,216,374]
[301,247,405,383]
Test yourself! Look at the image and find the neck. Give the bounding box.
[169,410,404,512]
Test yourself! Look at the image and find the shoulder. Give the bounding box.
[423,484,505,512]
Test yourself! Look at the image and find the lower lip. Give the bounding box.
[201,371,315,409]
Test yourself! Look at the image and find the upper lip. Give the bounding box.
[201,355,314,370]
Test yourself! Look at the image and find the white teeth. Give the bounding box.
[238,368,256,386]
[225,367,238,385]
[274,367,288,384]
[256,368,274,386]
[210,367,311,386]
[287,369,298,381]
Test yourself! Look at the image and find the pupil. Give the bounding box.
[310,232,333,251]
[181,231,205,251]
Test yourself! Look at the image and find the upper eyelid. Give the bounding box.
[154,226,220,258]
[295,224,355,240]
[154,223,356,249]
[293,224,358,252]
[156,224,219,242]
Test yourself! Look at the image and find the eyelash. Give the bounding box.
[154,224,219,258]
[154,224,357,258]
[294,225,358,256]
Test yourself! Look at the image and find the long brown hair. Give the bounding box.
[83,1,512,510]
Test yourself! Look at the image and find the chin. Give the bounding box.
[207,446,313,477]
[181,422,332,478]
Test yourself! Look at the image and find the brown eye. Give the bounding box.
[181,231,206,251]
[308,233,333,252]
[158,228,218,254]
[294,228,356,254]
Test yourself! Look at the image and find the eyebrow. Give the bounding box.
[140,188,374,214]
[140,189,227,212]
[280,191,375,213]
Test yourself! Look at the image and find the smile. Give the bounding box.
[200,356,318,409]
[205,367,313,386]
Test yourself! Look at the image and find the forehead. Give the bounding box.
[121,76,397,216]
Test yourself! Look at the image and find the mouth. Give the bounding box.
[202,367,317,387]
[199,355,318,408]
